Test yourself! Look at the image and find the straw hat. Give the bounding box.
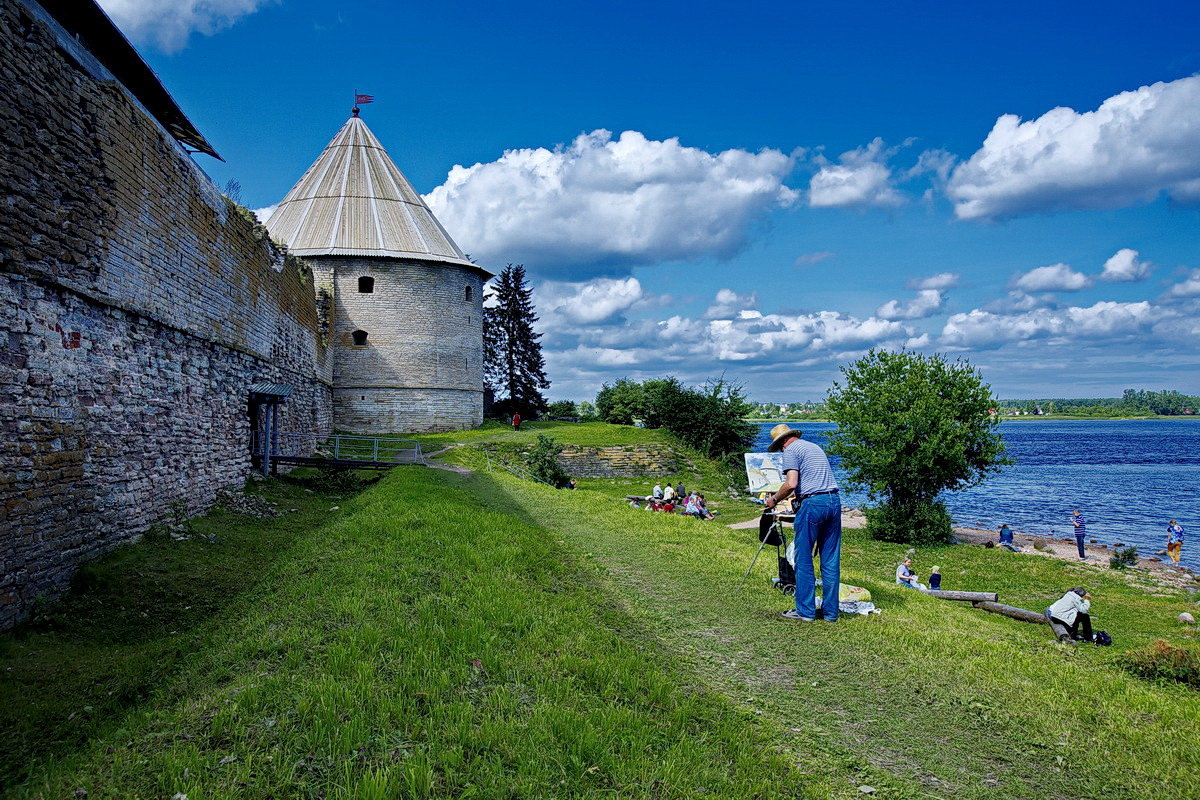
[766,423,803,452]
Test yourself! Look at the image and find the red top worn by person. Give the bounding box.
[512,412,521,430]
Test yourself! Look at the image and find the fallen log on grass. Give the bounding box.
[921,590,998,603]
[972,600,1047,624]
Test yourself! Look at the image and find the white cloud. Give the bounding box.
[675,310,915,363]
[909,272,959,290]
[98,0,275,53]
[876,289,945,321]
[1099,248,1153,282]
[253,205,277,224]
[702,288,759,319]
[794,251,834,267]
[941,301,1158,348]
[908,149,957,183]
[1166,269,1200,298]
[424,130,798,276]
[535,277,644,325]
[982,290,1054,313]
[808,138,905,209]
[947,75,1200,220]
[562,346,644,367]
[1012,263,1092,292]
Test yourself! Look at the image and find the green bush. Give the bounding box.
[1121,640,1200,688]
[595,377,755,463]
[546,400,578,418]
[316,465,365,493]
[595,379,645,425]
[826,350,1009,544]
[1110,545,1139,570]
[525,434,570,487]
[864,500,954,545]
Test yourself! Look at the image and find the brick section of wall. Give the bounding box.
[481,443,681,478]
[557,445,681,478]
[311,256,485,432]
[0,1,331,628]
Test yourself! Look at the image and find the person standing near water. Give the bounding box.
[1071,510,1087,559]
[1166,520,1185,565]
[765,424,842,622]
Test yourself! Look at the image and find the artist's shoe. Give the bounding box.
[780,610,815,621]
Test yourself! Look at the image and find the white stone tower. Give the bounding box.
[265,113,491,432]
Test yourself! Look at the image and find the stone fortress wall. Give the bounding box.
[313,257,485,432]
[0,0,332,628]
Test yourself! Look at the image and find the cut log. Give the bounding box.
[973,601,1047,624]
[922,590,998,603]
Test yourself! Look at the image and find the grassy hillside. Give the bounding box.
[1,469,801,799]
[4,424,1199,799]
[453,454,1200,799]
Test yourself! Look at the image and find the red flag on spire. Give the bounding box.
[355,94,375,104]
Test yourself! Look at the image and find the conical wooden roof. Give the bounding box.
[265,116,479,270]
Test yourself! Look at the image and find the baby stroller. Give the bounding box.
[739,512,795,595]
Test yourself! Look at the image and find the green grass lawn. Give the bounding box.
[4,437,1199,799]
[1,469,802,799]
[450,445,1200,799]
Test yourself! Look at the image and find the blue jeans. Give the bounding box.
[1075,535,1086,558]
[792,493,842,621]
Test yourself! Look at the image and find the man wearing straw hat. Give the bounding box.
[764,424,842,622]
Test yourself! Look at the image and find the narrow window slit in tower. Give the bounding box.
[464,286,472,301]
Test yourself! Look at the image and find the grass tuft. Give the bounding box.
[1120,639,1200,688]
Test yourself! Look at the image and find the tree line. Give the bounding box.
[749,389,1200,419]
[997,390,1198,416]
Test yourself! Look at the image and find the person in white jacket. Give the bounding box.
[1046,587,1093,643]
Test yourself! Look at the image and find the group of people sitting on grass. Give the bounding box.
[629,481,716,520]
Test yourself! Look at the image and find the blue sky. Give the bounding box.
[100,0,1200,402]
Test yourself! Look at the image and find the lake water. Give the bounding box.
[753,420,1200,569]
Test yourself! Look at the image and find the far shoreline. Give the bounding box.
[744,416,1200,423]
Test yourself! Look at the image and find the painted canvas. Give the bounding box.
[744,452,785,494]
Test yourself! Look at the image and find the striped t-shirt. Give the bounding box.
[781,438,838,496]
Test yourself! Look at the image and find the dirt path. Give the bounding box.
[424,444,474,475]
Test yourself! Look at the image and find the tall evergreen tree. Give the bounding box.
[483,265,549,413]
